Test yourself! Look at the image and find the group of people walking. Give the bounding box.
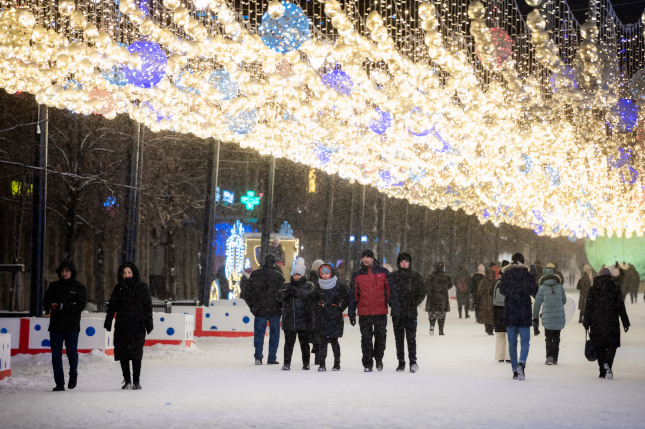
[43,249,634,391]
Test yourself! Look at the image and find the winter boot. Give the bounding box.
[516,363,525,381]
[52,385,65,392]
[363,367,373,372]
[122,380,132,390]
[318,362,326,372]
[281,364,291,371]
[465,310,470,319]
[376,360,384,371]
[332,361,341,371]
[255,358,262,365]
[604,363,613,380]
[68,373,77,390]
[545,356,554,365]
[438,319,445,336]
[458,308,462,319]
[302,363,310,370]
[396,361,405,372]
[132,382,142,390]
[410,362,419,373]
[429,319,436,336]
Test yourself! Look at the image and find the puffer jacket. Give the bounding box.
[391,255,425,318]
[43,260,87,332]
[533,269,567,330]
[311,276,349,339]
[276,276,314,331]
[349,259,399,317]
[499,263,538,327]
[246,263,285,317]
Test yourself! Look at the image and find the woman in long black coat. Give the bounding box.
[425,262,452,335]
[583,268,630,379]
[104,263,153,390]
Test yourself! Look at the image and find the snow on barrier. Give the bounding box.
[0,333,10,379]
[146,313,194,348]
[172,300,254,337]
[0,313,195,355]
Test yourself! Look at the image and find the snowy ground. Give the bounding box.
[1,292,643,429]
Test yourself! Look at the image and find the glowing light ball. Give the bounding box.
[122,41,167,88]
[585,235,645,277]
[408,107,430,136]
[314,143,334,165]
[369,107,392,135]
[209,69,238,100]
[628,66,645,100]
[550,66,578,92]
[321,68,353,96]
[608,98,639,133]
[475,28,513,69]
[258,1,311,54]
[0,8,34,47]
[88,86,116,116]
[226,110,257,135]
[175,70,200,94]
[519,154,533,174]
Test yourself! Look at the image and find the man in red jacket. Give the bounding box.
[349,249,399,372]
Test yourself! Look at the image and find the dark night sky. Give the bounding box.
[524,0,645,24]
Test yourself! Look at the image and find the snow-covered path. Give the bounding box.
[2,294,643,428]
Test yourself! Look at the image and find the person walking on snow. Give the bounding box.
[500,253,538,381]
[44,259,87,392]
[276,265,313,371]
[425,262,452,336]
[532,268,567,365]
[391,253,426,373]
[349,249,399,372]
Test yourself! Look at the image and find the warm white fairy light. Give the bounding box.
[0,0,642,239]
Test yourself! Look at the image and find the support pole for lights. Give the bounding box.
[260,156,276,263]
[30,104,47,316]
[199,139,220,306]
[121,121,142,265]
[323,175,335,262]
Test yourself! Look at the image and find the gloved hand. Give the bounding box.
[624,325,629,333]
[349,316,356,326]
[532,318,540,336]
[104,317,112,332]
[145,317,154,334]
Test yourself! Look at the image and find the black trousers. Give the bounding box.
[283,330,310,366]
[120,359,142,383]
[318,337,341,364]
[359,315,387,368]
[392,315,418,363]
[595,345,617,375]
[545,329,561,360]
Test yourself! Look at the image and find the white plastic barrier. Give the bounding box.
[145,313,194,348]
[0,333,10,379]
[172,300,254,337]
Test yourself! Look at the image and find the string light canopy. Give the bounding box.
[0,0,643,239]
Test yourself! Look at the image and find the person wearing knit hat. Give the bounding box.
[470,263,486,322]
[310,263,349,371]
[275,263,314,371]
[425,261,452,336]
[584,266,630,379]
[244,252,285,365]
[577,264,594,324]
[391,253,425,373]
[44,259,87,391]
[349,249,400,372]
[500,251,538,380]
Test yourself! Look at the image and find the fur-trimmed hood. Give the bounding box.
[501,262,529,274]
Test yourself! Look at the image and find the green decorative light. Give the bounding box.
[240,191,261,210]
[585,235,645,277]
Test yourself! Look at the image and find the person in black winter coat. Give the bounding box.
[43,260,87,391]
[425,262,452,336]
[245,253,285,365]
[276,265,314,371]
[583,267,630,379]
[104,263,153,390]
[499,253,538,381]
[311,263,349,371]
[391,253,425,372]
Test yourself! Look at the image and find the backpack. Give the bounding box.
[493,280,505,306]
[456,277,468,293]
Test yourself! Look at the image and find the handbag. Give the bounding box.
[584,330,597,362]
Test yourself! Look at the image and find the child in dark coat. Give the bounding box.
[311,264,349,371]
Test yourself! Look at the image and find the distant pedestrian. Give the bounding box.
[533,268,567,365]
[311,263,349,371]
[454,267,470,319]
[244,253,285,365]
[348,249,399,372]
[476,268,496,335]
[624,264,640,304]
[470,264,485,321]
[425,262,452,336]
[391,253,425,373]
[268,237,286,267]
[44,260,87,392]
[276,265,313,371]
[493,260,510,362]
[500,253,538,380]
[104,263,153,390]
[584,267,630,379]
[577,264,593,323]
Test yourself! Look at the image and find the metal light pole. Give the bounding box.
[199,139,220,306]
[30,104,47,316]
[121,121,142,265]
[260,156,276,263]
[323,175,335,262]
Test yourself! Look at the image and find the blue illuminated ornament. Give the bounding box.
[142,102,172,122]
[101,65,128,87]
[122,41,167,88]
[531,210,543,235]
[175,70,200,95]
[321,68,353,96]
[227,110,257,135]
[378,170,392,188]
[209,69,238,100]
[279,221,293,236]
[607,147,639,184]
[543,164,561,187]
[314,143,336,165]
[609,98,638,133]
[408,108,431,137]
[369,107,392,135]
[258,2,311,54]
[62,79,82,90]
[519,154,533,174]
[549,66,578,92]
